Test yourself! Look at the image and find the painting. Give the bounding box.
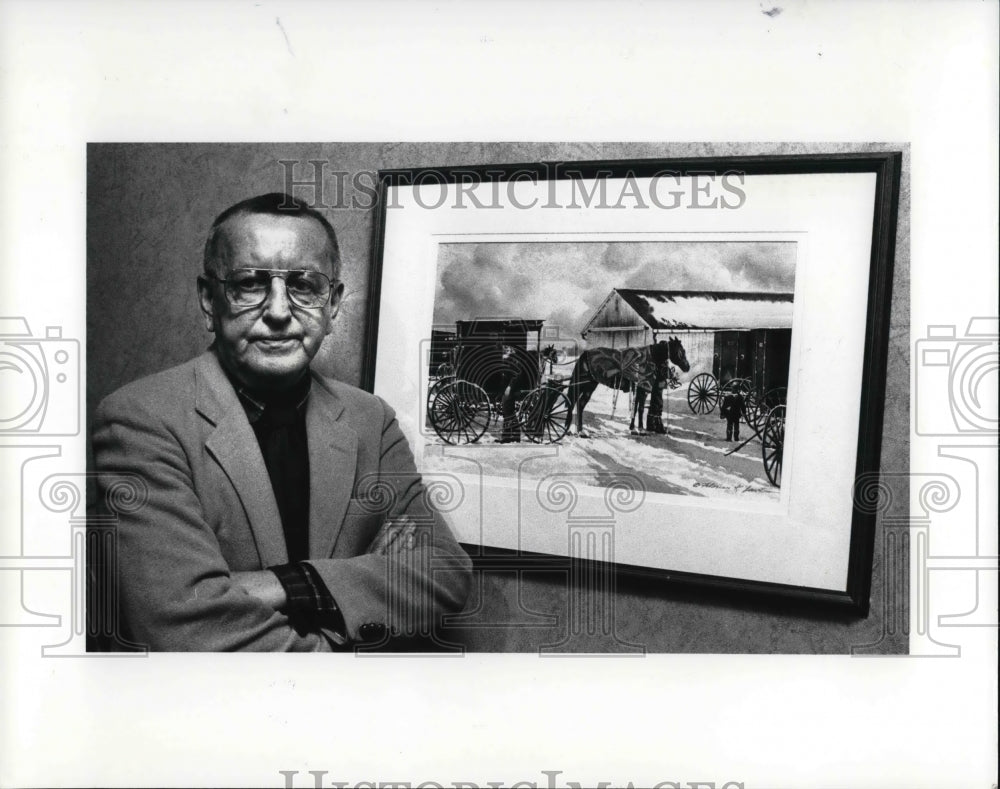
[367,154,901,613]
[423,240,797,501]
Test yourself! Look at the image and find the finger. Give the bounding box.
[382,526,407,557]
[386,523,417,556]
[376,517,414,555]
[378,526,404,556]
[402,523,419,553]
[368,519,401,554]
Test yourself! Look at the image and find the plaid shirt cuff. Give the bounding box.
[269,562,346,642]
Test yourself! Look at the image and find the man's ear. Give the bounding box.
[325,280,346,334]
[197,276,216,333]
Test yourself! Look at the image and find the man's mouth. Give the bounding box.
[254,337,300,350]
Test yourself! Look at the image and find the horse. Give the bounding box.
[564,337,690,438]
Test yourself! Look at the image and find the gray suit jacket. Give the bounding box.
[92,350,471,651]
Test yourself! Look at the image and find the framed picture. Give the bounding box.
[366,154,901,615]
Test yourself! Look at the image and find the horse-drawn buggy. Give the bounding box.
[426,319,571,445]
[685,328,790,487]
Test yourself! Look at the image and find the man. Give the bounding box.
[644,381,666,434]
[499,344,522,443]
[644,364,678,435]
[91,193,472,651]
[720,388,747,441]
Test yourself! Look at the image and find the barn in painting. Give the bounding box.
[580,289,794,390]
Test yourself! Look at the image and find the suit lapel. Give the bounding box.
[305,379,357,559]
[196,353,289,568]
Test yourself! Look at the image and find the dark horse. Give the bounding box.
[565,337,690,438]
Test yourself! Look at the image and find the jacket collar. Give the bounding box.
[194,350,355,565]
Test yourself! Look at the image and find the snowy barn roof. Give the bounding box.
[590,289,794,331]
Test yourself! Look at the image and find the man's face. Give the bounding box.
[198,213,344,393]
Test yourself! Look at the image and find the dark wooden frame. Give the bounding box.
[364,153,902,616]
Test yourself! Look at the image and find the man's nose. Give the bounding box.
[261,277,293,322]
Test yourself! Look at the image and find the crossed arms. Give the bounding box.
[92,379,472,652]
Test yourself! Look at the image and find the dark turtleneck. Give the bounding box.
[229,370,312,564]
[219,361,344,642]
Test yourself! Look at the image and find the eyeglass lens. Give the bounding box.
[226,269,331,308]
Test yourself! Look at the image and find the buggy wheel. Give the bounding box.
[428,379,492,444]
[743,390,761,435]
[762,404,785,487]
[426,375,453,406]
[752,387,787,437]
[687,373,720,414]
[518,386,571,444]
[425,375,454,434]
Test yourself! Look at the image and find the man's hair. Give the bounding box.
[203,193,341,278]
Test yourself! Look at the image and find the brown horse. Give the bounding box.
[565,337,690,437]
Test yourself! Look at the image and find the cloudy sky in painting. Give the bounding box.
[433,241,796,335]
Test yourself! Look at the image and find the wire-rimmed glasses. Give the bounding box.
[206,269,334,310]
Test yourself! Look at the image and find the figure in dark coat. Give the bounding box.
[499,345,522,443]
[645,382,666,434]
[720,390,746,441]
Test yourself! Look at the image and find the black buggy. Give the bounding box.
[426,319,571,445]
[684,328,790,487]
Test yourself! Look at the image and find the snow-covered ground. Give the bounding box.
[421,382,779,502]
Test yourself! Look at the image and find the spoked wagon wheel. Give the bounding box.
[747,387,787,437]
[518,385,571,444]
[687,373,720,414]
[761,404,785,487]
[425,379,439,432]
[426,374,453,407]
[428,379,492,444]
[743,391,762,435]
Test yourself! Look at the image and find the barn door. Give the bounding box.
[750,329,792,393]
[762,329,792,391]
[714,331,742,384]
[752,330,767,393]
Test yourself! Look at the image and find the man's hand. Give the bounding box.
[366,516,419,556]
[231,570,288,611]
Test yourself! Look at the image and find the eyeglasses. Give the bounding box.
[206,269,334,310]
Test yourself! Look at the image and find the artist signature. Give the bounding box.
[694,482,770,493]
